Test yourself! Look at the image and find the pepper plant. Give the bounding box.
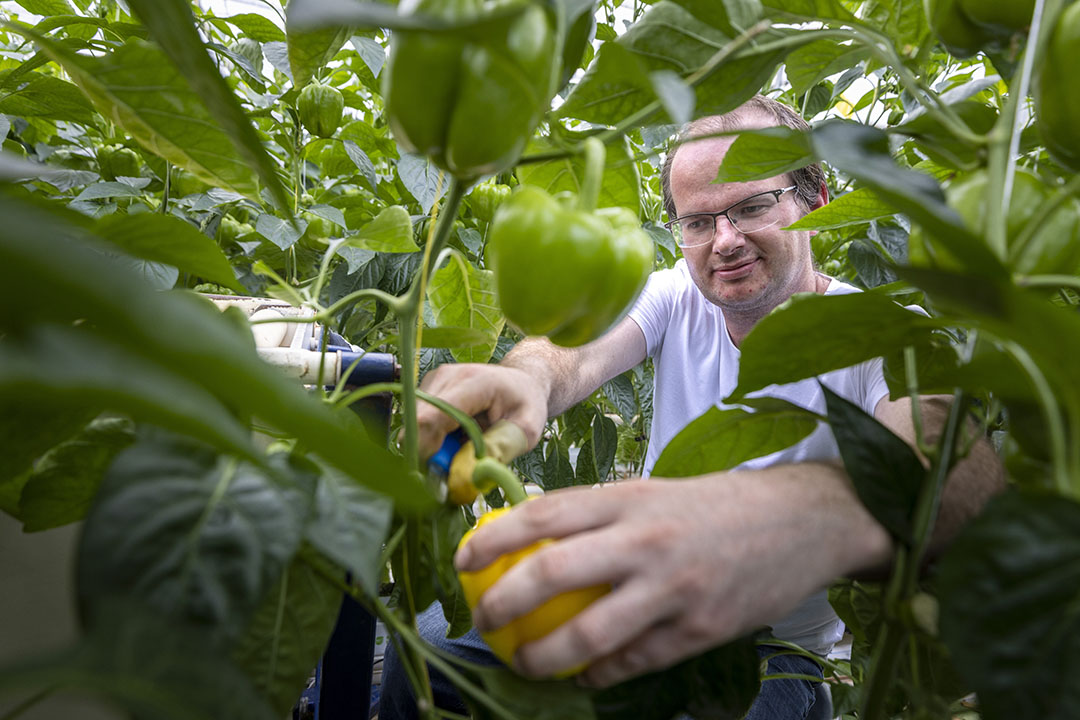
[0,0,1078,719]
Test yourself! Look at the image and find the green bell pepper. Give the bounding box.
[488,184,654,347]
[382,0,559,179]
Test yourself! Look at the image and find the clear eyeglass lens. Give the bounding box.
[673,192,783,248]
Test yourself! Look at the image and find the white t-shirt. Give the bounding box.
[626,259,894,655]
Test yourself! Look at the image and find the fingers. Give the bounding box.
[512,575,680,680]
[576,616,729,688]
[454,484,640,572]
[415,364,546,460]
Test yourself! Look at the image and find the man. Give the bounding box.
[380,95,1004,719]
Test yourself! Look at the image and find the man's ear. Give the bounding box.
[811,180,829,212]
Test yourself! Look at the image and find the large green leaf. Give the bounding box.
[822,384,925,544]
[713,126,814,183]
[592,635,760,720]
[0,600,277,720]
[124,0,291,210]
[518,131,641,215]
[810,121,1007,279]
[937,490,1080,720]
[95,213,244,292]
[77,433,308,643]
[305,465,393,596]
[652,398,820,478]
[784,40,869,97]
[287,25,351,89]
[558,2,789,126]
[344,205,418,253]
[0,399,95,487]
[427,249,505,364]
[786,187,896,231]
[0,192,432,511]
[0,324,257,460]
[465,664,596,720]
[17,416,135,533]
[232,547,343,717]
[729,292,939,399]
[25,33,263,201]
[0,72,97,125]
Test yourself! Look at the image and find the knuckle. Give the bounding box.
[572,616,618,658]
[530,545,567,586]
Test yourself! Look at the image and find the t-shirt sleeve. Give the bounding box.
[626,266,679,358]
[859,303,930,415]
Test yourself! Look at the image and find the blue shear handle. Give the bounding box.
[428,429,467,476]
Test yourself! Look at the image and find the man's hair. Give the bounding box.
[659,95,826,222]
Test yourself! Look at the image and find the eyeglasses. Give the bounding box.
[664,186,798,248]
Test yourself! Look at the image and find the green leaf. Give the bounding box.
[18,416,135,533]
[14,0,75,13]
[73,181,143,201]
[343,138,378,191]
[398,153,446,215]
[77,432,307,643]
[223,12,287,43]
[24,34,264,201]
[231,547,343,717]
[652,399,820,478]
[602,373,637,424]
[592,635,760,720]
[937,490,1080,720]
[345,205,418,253]
[649,70,695,126]
[577,414,619,484]
[256,213,307,250]
[416,326,493,349]
[466,664,596,720]
[784,41,869,97]
[542,436,576,490]
[761,0,857,23]
[0,72,97,125]
[810,120,1006,279]
[714,127,814,183]
[670,0,762,35]
[0,399,95,486]
[0,325,257,459]
[123,0,291,210]
[431,505,471,639]
[821,384,925,544]
[559,2,789,126]
[0,600,277,720]
[427,249,505,364]
[518,131,641,215]
[0,192,431,512]
[287,25,351,89]
[730,292,938,399]
[96,213,244,292]
[896,268,1080,438]
[786,187,895,231]
[305,465,392,596]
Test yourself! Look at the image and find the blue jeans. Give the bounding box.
[379,602,825,720]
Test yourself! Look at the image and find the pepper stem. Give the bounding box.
[580,136,605,213]
[473,457,529,505]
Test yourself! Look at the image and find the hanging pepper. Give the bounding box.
[382,0,559,179]
[297,83,344,139]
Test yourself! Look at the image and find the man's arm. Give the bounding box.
[453,394,1005,686]
[415,316,647,458]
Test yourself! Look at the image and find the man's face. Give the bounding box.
[669,134,822,316]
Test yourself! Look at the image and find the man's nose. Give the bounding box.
[710,214,745,255]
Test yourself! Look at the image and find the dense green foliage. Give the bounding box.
[1,0,1078,718]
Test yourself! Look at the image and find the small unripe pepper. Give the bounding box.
[457,506,609,676]
[297,83,344,139]
[1033,1,1080,171]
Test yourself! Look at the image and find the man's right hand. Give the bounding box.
[416,363,550,460]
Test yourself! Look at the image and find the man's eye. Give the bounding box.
[684,216,711,232]
[737,203,769,216]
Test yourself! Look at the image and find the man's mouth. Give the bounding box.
[712,258,758,280]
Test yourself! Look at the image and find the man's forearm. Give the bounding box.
[500,319,647,419]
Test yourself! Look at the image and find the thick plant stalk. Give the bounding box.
[860,390,968,719]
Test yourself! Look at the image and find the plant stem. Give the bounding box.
[580,137,604,213]
[861,389,968,719]
[473,457,528,505]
